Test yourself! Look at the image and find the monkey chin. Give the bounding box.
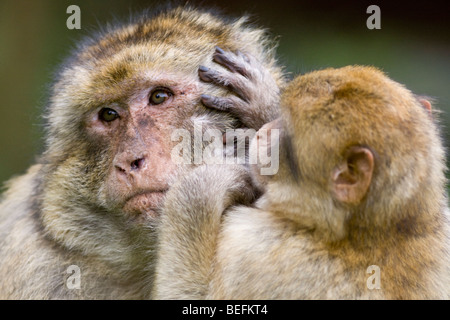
[122,191,167,222]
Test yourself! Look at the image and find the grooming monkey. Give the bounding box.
[153,66,450,299]
[0,7,284,299]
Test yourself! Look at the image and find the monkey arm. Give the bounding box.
[152,165,256,299]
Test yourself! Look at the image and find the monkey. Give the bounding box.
[153,65,450,299]
[0,6,285,299]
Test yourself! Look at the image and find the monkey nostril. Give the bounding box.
[130,158,145,171]
[115,165,127,174]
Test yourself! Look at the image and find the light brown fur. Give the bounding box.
[0,7,284,299]
[153,66,450,299]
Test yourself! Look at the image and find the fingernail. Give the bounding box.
[199,65,209,72]
[215,46,225,54]
[201,94,212,100]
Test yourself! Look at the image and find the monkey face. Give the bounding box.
[83,71,208,221]
[44,61,225,223]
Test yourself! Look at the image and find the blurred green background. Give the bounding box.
[0,0,449,186]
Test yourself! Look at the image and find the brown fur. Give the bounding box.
[153,66,449,299]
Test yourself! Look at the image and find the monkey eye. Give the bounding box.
[149,89,172,105]
[99,108,119,122]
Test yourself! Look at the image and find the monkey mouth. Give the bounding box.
[122,190,168,219]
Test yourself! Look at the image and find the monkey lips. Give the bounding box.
[122,190,167,220]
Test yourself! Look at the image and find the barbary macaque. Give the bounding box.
[153,66,450,299]
[0,7,284,299]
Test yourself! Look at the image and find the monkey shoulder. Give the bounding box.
[0,165,142,299]
[0,164,42,232]
[0,165,66,298]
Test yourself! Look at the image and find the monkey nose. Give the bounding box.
[114,154,147,175]
[130,158,145,171]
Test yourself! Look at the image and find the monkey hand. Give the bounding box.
[199,46,280,130]
[163,164,257,222]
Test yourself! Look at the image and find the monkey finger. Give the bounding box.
[200,94,245,113]
[198,66,250,102]
[213,46,252,79]
[235,49,251,63]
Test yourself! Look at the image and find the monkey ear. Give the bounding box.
[331,146,374,204]
[418,98,432,114]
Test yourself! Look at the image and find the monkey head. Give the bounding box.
[39,6,282,234]
[251,66,446,241]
